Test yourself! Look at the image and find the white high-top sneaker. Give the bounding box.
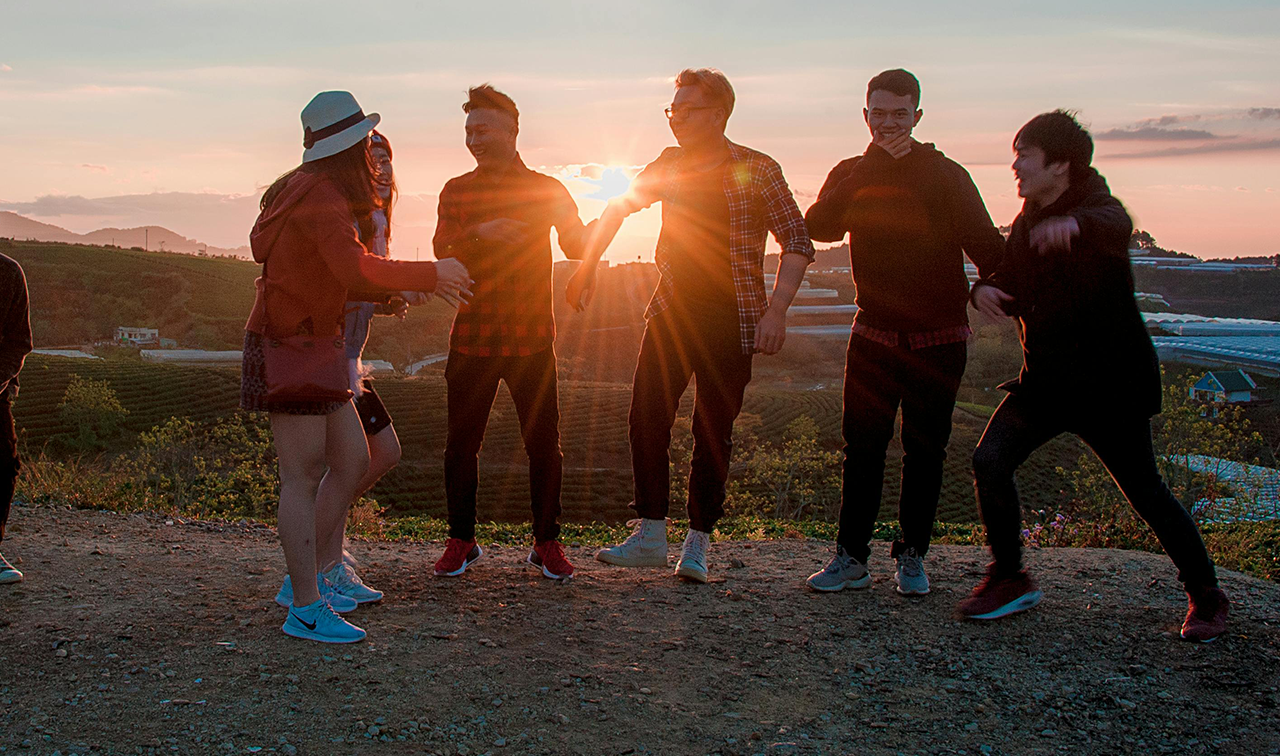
[595,518,668,567]
[674,530,710,584]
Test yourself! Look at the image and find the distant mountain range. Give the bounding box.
[0,211,251,258]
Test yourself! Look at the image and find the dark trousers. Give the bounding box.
[630,306,753,533]
[444,348,563,543]
[838,334,967,562]
[974,392,1217,588]
[0,399,18,542]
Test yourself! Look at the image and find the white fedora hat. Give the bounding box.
[300,91,381,163]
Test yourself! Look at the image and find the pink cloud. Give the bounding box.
[1104,138,1280,159]
[79,164,110,173]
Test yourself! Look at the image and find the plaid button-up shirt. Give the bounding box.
[619,140,815,354]
[434,155,592,357]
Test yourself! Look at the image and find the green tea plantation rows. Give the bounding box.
[15,355,1082,525]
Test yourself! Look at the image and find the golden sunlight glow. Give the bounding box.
[565,164,636,203]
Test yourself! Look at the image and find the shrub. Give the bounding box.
[1056,371,1268,535]
[110,415,279,521]
[730,415,842,519]
[56,375,129,452]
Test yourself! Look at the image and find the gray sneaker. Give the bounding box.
[894,548,930,596]
[806,546,870,592]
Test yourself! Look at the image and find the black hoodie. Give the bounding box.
[805,142,1005,333]
[978,168,1162,417]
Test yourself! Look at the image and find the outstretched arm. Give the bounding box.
[308,203,441,294]
[1029,193,1132,259]
[565,152,670,311]
[565,203,627,311]
[1068,194,1133,257]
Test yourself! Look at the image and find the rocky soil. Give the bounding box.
[1,504,1278,755]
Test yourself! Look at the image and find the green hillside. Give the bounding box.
[16,354,1083,526]
[4,240,261,348]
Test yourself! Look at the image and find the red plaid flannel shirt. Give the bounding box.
[619,141,815,354]
[851,321,972,349]
[433,155,592,357]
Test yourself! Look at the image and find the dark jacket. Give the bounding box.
[805,142,1004,332]
[246,171,438,339]
[0,254,31,399]
[978,168,1161,417]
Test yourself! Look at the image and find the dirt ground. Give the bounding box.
[1,504,1278,756]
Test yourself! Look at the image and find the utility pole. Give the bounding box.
[145,229,148,251]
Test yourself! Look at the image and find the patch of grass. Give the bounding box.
[19,460,1276,583]
[1201,521,1280,583]
[956,401,996,419]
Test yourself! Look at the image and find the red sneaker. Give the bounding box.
[528,540,575,580]
[434,538,482,577]
[958,565,1043,620]
[1181,585,1229,642]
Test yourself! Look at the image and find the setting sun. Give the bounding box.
[563,164,637,203]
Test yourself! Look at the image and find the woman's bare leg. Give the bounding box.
[270,412,329,607]
[313,404,373,571]
[326,425,403,570]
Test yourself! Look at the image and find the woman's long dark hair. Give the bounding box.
[261,138,378,243]
[371,142,397,243]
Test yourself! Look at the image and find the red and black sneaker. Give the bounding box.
[434,538,482,577]
[958,565,1043,620]
[528,540,575,580]
[1181,585,1229,642]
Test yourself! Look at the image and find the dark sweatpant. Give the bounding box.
[0,399,18,542]
[629,306,753,533]
[837,334,967,562]
[444,348,563,543]
[973,391,1217,588]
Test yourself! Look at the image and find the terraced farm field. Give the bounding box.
[14,356,243,446]
[16,355,1083,526]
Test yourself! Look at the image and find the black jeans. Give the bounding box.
[444,348,563,543]
[974,392,1217,588]
[838,334,967,562]
[0,398,18,542]
[630,306,753,533]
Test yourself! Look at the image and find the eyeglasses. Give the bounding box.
[664,105,719,120]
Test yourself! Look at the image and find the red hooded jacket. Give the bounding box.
[245,171,438,338]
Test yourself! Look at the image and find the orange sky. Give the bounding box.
[1,2,1277,260]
